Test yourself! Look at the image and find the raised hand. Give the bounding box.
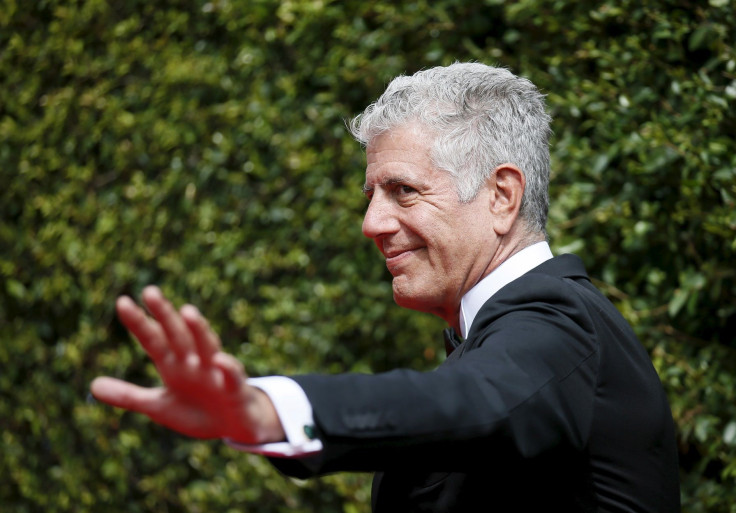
[91,286,284,444]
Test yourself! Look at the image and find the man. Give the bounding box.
[92,63,680,511]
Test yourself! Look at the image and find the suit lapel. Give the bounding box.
[447,254,590,361]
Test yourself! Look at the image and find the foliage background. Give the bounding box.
[1,0,734,511]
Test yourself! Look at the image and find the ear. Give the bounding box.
[488,163,525,235]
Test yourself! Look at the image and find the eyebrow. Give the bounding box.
[361,176,410,195]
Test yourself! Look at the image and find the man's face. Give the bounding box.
[362,125,498,321]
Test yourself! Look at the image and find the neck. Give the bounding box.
[442,230,546,331]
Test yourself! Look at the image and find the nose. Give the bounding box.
[362,193,400,240]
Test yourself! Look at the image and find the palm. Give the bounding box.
[148,353,249,439]
[91,287,279,443]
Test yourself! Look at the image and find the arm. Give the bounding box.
[90,286,285,444]
[271,275,601,477]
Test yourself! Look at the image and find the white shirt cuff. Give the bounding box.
[224,376,323,457]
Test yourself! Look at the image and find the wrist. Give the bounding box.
[225,386,286,444]
[250,387,287,443]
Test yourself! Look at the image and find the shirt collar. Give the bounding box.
[459,241,553,338]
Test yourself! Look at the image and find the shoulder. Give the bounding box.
[472,255,597,338]
[460,255,602,370]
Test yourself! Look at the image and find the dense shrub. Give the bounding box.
[2,1,734,511]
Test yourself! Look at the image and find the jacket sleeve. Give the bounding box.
[270,274,600,478]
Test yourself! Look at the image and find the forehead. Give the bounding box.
[365,126,435,180]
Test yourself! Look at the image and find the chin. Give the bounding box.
[392,288,416,309]
[392,288,433,313]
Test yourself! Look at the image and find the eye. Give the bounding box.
[396,184,417,196]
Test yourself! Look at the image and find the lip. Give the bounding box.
[384,248,418,267]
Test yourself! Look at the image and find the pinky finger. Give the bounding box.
[212,352,247,393]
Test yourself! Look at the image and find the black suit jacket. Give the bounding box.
[271,255,680,512]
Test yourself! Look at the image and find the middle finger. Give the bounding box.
[142,286,195,360]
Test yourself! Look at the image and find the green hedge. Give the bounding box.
[1,1,734,511]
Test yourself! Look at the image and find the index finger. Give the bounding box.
[116,295,168,361]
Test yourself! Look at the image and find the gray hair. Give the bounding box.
[349,62,552,235]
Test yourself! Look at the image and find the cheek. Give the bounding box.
[433,230,470,264]
[435,224,490,277]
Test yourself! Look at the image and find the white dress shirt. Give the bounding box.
[228,241,554,457]
[459,241,553,338]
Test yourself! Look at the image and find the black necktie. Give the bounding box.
[443,327,464,356]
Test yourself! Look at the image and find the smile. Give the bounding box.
[384,248,420,267]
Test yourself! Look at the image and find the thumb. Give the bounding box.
[91,376,165,414]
